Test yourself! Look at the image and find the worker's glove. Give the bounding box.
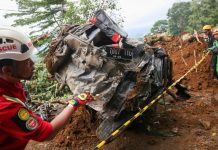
[68,92,95,110]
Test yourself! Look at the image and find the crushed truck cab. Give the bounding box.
[44,10,190,139]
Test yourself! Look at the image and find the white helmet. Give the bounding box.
[0,26,36,61]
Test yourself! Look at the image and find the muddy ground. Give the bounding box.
[26,37,218,150]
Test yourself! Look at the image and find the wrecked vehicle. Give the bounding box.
[44,10,190,139]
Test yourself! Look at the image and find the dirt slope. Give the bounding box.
[159,37,217,94]
[26,37,218,150]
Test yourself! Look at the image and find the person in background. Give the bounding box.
[202,24,215,49]
[208,28,218,79]
[0,26,95,150]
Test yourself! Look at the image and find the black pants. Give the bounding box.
[211,48,218,78]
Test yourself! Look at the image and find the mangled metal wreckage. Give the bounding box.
[44,10,189,139]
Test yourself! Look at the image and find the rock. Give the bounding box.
[171,127,179,134]
[199,119,211,130]
[211,132,217,137]
[187,86,192,90]
[180,33,194,43]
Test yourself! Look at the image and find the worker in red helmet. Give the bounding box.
[0,26,95,150]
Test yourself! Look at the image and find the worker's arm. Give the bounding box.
[46,104,75,140]
[204,40,218,52]
[46,92,94,140]
[208,41,218,51]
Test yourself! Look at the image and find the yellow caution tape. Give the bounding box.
[94,51,210,149]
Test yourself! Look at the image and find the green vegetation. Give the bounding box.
[167,2,191,35]
[23,61,71,102]
[150,0,218,35]
[150,19,168,34]
[188,0,218,31]
[5,0,121,34]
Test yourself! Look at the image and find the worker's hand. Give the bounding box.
[68,92,95,110]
